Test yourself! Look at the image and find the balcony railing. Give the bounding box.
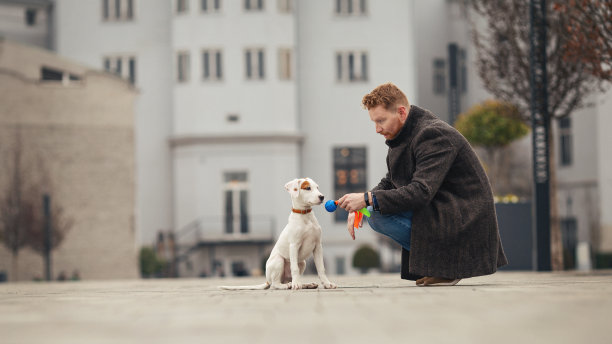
[175,215,277,246]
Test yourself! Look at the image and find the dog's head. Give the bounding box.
[284,178,325,207]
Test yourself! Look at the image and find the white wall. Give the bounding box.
[54,0,174,245]
[171,0,297,135]
[597,90,612,252]
[172,141,301,235]
[0,2,50,49]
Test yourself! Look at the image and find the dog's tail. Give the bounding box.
[218,282,270,290]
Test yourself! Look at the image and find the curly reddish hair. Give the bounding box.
[362,82,409,110]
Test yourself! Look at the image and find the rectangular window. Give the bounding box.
[335,256,346,275]
[177,0,188,13]
[41,67,82,85]
[25,8,37,26]
[202,49,223,81]
[245,48,265,80]
[177,52,190,83]
[128,57,136,85]
[103,55,137,85]
[224,172,249,234]
[433,58,446,95]
[102,0,134,21]
[336,51,368,83]
[333,147,367,222]
[561,217,577,269]
[278,48,292,80]
[278,0,291,13]
[201,0,221,13]
[41,67,63,81]
[559,117,572,166]
[335,0,366,16]
[244,0,264,11]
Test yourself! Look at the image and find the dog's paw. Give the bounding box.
[323,282,337,289]
[291,281,302,290]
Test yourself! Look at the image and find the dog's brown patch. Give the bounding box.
[300,180,311,190]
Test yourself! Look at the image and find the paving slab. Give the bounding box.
[1,271,611,344]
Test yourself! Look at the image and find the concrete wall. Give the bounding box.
[0,39,138,281]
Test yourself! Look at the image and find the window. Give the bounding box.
[433,59,446,95]
[102,0,134,21]
[335,0,367,16]
[336,256,346,275]
[177,52,190,83]
[41,67,62,81]
[103,56,137,85]
[41,67,82,85]
[201,0,221,13]
[224,172,249,234]
[25,8,37,26]
[176,0,188,13]
[559,117,572,166]
[561,217,577,269]
[278,0,291,13]
[245,48,265,80]
[278,48,292,80]
[333,147,367,222]
[202,49,223,81]
[244,0,264,11]
[336,51,368,83]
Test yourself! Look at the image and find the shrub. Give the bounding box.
[352,245,380,274]
[139,247,165,278]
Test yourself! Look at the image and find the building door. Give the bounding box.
[224,172,249,234]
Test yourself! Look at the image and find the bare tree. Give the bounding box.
[554,0,612,82]
[0,129,35,281]
[468,1,606,270]
[0,128,72,281]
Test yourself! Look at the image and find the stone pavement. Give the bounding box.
[1,271,611,344]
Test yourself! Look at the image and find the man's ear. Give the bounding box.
[397,105,408,123]
[284,178,302,198]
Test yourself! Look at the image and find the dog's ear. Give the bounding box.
[284,178,302,198]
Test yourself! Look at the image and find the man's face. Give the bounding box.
[368,105,407,140]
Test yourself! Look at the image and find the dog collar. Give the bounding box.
[292,208,312,214]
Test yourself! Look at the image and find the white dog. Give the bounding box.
[220,178,337,290]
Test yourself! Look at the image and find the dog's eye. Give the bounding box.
[306,187,311,190]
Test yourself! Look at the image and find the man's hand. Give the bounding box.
[347,212,355,240]
[338,193,367,213]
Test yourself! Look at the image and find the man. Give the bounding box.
[338,82,507,286]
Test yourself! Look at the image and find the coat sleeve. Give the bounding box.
[374,127,460,214]
[372,172,394,192]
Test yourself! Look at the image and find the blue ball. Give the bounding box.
[325,200,337,212]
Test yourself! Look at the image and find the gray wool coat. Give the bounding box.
[372,105,508,279]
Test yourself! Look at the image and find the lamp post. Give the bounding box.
[529,0,551,271]
[43,194,52,281]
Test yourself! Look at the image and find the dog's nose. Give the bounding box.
[319,195,324,201]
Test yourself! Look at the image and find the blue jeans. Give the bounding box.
[365,206,413,251]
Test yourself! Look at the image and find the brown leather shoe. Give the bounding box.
[416,277,461,286]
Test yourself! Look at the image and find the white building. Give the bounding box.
[2,0,610,277]
[52,0,174,247]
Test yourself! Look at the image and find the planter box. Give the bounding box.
[496,202,534,270]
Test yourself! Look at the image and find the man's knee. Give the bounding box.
[366,212,383,233]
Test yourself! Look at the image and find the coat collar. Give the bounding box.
[385,105,422,148]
